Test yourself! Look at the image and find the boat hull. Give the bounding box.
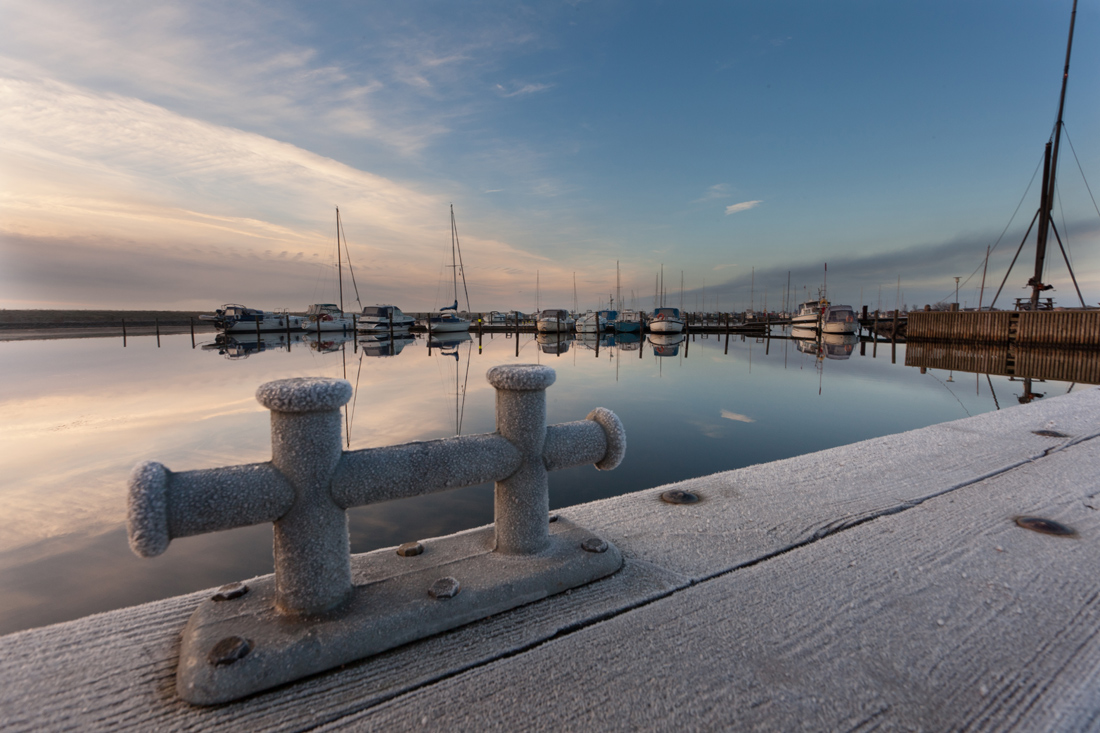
[821,321,859,334]
[648,320,684,333]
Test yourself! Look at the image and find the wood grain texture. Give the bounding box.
[342,433,1100,731]
[2,388,1099,730]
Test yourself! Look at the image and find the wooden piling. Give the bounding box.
[190,317,195,348]
[155,318,160,348]
[121,318,126,347]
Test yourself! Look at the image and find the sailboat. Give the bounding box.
[303,207,360,332]
[419,205,472,333]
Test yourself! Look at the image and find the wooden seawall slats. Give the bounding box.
[908,310,1100,346]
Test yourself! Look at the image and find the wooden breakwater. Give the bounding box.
[907,309,1100,346]
[905,341,1100,384]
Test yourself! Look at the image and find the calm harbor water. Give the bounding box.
[0,327,1082,635]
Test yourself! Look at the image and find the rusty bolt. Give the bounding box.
[208,636,252,666]
[1015,516,1077,537]
[211,582,249,601]
[397,541,424,557]
[429,577,461,599]
[661,489,700,505]
[581,537,609,553]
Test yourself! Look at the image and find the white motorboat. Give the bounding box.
[648,307,684,334]
[201,304,303,332]
[821,305,859,334]
[302,303,355,332]
[536,309,575,332]
[574,311,606,333]
[419,205,472,334]
[356,305,416,332]
[791,299,828,328]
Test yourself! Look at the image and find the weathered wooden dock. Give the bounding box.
[3,387,1100,729]
[908,309,1100,346]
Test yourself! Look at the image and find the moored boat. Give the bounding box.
[648,307,684,333]
[791,299,827,328]
[356,305,416,332]
[536,309,575,333]
[301,303,355,332]
[201,304,303,332]
[419,205,472,334]
[821,304,859,334]
[574,311,606,333]
[615,309,642,334]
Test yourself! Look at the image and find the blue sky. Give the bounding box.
[1,0,1098,312]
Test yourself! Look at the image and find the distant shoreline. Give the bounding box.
[0,309,217,329]
[0,310,222,341]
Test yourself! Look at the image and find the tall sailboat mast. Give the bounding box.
[336,206,344,313]
[1031,0,1081,308]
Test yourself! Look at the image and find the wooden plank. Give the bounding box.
[2,389,1099,729]
[348,435,1100,731]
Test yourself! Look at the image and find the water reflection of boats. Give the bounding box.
[429,331,473,352]
[791,326,817,341]
[303,331,354,353]
[357,333,415,357]
[201,332,304,359]
[200,304,302,332]
[576,332,616,351]
[822,333,858,360]
[615,332,641,350]
[649,332,685,357]
[537,332,573,354]
[794,337,821,357]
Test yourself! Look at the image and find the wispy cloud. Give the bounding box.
[0,76,593,309]
[720,410,755,423]
[494,82,553,98]
[725,200,762,215]
[696,183,731,203]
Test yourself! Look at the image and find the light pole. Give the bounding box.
[954,277,960,308]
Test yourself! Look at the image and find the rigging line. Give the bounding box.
[339,214,363,310]
[1049,220,1087,307]
[934,150,1045,304]
[452,207,472,312]
[1055,178,1075,272]
[989,209,1041,309]
[1062,124,1100,219]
